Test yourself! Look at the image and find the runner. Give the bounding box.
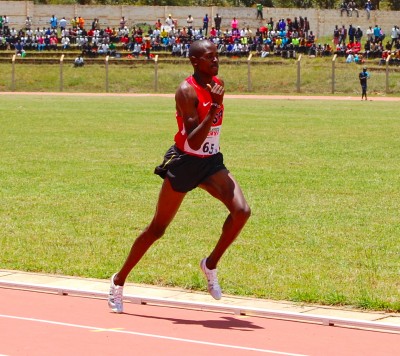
[108,39,251,313]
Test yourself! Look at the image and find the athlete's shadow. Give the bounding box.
[124,312,264,331]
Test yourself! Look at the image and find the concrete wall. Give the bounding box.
[1,1,399,39]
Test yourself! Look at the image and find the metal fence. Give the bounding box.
[2,54,400,96]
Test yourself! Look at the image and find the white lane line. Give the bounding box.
[0,314,308,356]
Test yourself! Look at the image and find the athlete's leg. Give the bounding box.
[199,169,251,270]
[113,178,186,286]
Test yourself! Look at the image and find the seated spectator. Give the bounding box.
[348,1,359,17]
[74,55,84,67]
[14,39,24,55]
[346,52,355,62]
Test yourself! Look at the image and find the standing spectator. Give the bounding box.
[119,16,126,30]
[60,17,67,32]
[3,15,9,33]
[214,14,222,32]
[373,24,381,42]
[78,16,85,30]
[304,17,310,39]
[155,19,162,30]
[145,37,151,59]
[256,3,264,20]
[359,66,370,100]
[333,25,340,46]
[165,14,175,32]
[50,15,58,30]
[339,25,348,45]
[187,14,194,29]
[231,17,239,31]
[365,0,373,20]
[0,16,3,33]
[355,26,363,42]
[25,16,32,31]
[366,26,373,42]
[348,24,356,42]
[203,14,209,36]
[390,25,399,48]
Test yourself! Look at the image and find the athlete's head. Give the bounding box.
[189,40,219,76]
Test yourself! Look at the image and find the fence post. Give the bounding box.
[296,54,302,93]
[247,53,252,92]
[331,54,337,94]
[105,55,109,93]
[154,55,159,92]
[60,54,64,92]
[385,55,391,94]
[11,54,16,91]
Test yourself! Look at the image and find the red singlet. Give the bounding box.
[174,75,224,157]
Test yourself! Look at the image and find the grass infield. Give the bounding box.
[1,94,399,312]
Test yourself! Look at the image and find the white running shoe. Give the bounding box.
[108,273,124,313]
[200,258,222,300]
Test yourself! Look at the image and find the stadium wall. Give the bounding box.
[1,1,399,39]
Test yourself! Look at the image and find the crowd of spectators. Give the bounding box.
[0,13,317,60]
[0,12,399,65]
[332,22,400,65]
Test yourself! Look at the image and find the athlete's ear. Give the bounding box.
[190,55,198,66]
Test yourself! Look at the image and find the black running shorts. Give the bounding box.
[154,145,227,193]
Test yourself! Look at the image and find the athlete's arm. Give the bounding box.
[175,80,224,151]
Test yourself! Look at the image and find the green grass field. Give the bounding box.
[1,94,399,312]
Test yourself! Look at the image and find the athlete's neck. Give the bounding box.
[192,73,212,88]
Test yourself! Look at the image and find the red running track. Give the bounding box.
[0,288,398,356]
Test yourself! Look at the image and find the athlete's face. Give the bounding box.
[197,44,219,76]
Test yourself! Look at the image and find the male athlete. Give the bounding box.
[108,40,251,313]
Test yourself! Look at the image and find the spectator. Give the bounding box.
[333,25,340,46]
[61,35,70,50]
[365,0,373,20]
[203,14,209,36]
[390,25,399,48]
[74,54,84,67]
[60,17,67,32]
[25,16,32,31]
[373,24,382,42]
[186,15,194,29]
[366,26,373,42]
[14,39,24,55]
[3,15,10,33]
[119,16,126,30]
[256,3,264,20]
[214,14,222,32]
[50,15,58,30]
[78,16,85,30]
[359,66,370,100]
[165,14,175,32]
[340,1,349,16]
[231,17,238,31]
[348,24,356,42]
[348,1,359,17]
[355,26,363,42]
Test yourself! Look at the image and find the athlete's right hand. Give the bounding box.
[206,83,224,106]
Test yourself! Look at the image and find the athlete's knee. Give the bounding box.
[145,223,168,240]
[232,203,251,224]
